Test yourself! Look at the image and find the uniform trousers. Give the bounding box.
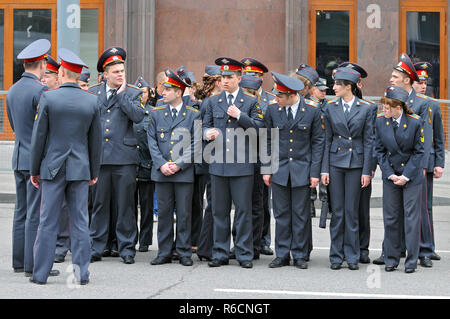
[32,167,90,283]
[90,165,137,258]
[55,201,71,257]
[260,184,272,248]
[197,176,213,258]
[419,172,436,258]
[382,181,421,269]
[191,174,208,247]
[271,180,311,260]
[211,174,254,262]
[12,170,41,272]
[328,166,362,265]
[155,182,193,258]
[358,183,372,259]
[134,180,154,247]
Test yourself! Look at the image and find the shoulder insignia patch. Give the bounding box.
[152,105,167,111]
[265,91,276,98]
[127,84,140,90]
[407,113,420,120]
[210,91,221,97]
[305,98,318,108]
[358,99,370,105]
[268,99,277,105]
[361,97,375,104]
[243,91,256,98]
[416,93,437,102]
[186,105,199,112]
[327,97,339,104]
[377,112,385,118]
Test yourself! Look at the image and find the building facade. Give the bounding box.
[0,0,449,144]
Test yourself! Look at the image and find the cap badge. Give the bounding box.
[347,64,354,68]
[223,65,229,71]
[110,48,119,54]
[221,58,229,64]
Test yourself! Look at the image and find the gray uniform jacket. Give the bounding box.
[30,82,102,180]
[6,72,47,171]
[89,83,145,165]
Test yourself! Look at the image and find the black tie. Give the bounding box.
[392,119,399,132]
[228,94,234,106]
[172,108,178,121]
[344,103,350,119]
[287,106,293,124]
[108,88,117,100]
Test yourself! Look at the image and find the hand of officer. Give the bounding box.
[321,174,329,186]
[168,162,180,174]
[361,175,371,188]
[206,128,220,141]
[160,162,174,176]
[30,175,40,189]
[393,176,407,186]
[117,75,127,95]
[263,174,272,186]
[434,166,443,179]
[89,178,98,186]
[227,105,241,119]
[310,177,319,188]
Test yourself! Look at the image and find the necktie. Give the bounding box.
[228,94,234,106]
[108,88,117,100]
[172,108,178,121]
[344,103,350,118]
[287,106,293,124]
[392,119,399,132]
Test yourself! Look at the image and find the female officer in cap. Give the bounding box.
[375,86,424,273]
[321,67,373,271]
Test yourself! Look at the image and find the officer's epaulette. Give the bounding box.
[358,99,371,106]
[268,99,277,106]
[243,91,255,98]
[265,91,276,98]
[377,112,385,118]
[152,105,167,111]
[88,83,101,90]
[157,98,164,103]
[186,105,199,113]
[361,97,375,104]
[85,90,98,96]
[416,93,438,102]
[126,84,140,90]
[327,97,339,104]
[210,91,221,97]
[305,98,319,108]
[407,113,420,120]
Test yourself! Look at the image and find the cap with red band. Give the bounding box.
[414,62,432,81]
[46,55,60,73]
[215,57,244,76]
[241,58,269,74]
[163,68,190,91]
[17,39,51,63]
[271,71,304,95]
[58,48,87,74]
[97,47,127,73]
[394,53,419,82]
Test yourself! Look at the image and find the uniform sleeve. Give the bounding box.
[237,98,264,129]
[418,102,432,169]
[202,98,214,140]
[30,94,50,176]
[432,102,445,168]
[117,88,145,123]
[374,120,395,179]
[6,95,14,132]
[261,107,274,175]
[176,112,202,171]
[88,105,103,179]
[362,106,375,176]
[310,108,325,178]
[320,109,332,175]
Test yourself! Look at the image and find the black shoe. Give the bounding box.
[269,257,290,268]
[151,256,172,265]
[294,258,308,269]
[385,265,396,272]
[13,268,24,273]
[405,268,415,274]
[138,245,149,252]
[102,249,111,257]
[29,277,46,285]
[400,251,406,258]
[260,245,274,256]
[122,256,135,264]
[348,263,359,270]
[197,254,212,262]
[172,252,180,261]
[180,256,193,266]
[239,260,253,269]
[54,254,65,263]
[208,259,229,267]
[110,250,120,258]
[25,269,60,277]
[359,255,370,264]
[253,252,260,260]
[419,257,433,268]
[430,252,441,261]
[330,263,342,270]
[77,279,89,285]
[372,255,385,265]
[90,255,102,263]
[229,247,236,259]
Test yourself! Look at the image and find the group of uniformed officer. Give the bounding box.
[7,38,445,285]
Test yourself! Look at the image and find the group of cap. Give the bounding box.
[18,39,90,82]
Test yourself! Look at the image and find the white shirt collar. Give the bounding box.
[226,87,240,102]
[169,101,183,114]
[287,95,301,116]
[393,110,403,124]
[341,96,355,109]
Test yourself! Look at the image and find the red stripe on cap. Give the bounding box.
[165,77,186,90]
[398,61,415,80]
[61,60,83,73]
[417,70,428,78]
[24,54,47,63]
[102,55,124,69]
[243,65,264,74]
[46,63,59,73]
[275,83,296,94]
[220,64,242,72]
